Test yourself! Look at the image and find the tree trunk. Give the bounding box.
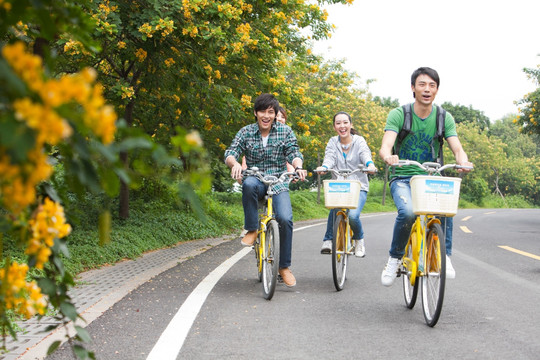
[119,101,135,219]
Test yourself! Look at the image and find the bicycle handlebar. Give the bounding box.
[313,166,377,178]
[390,160,473,174]
[242,167,299,186]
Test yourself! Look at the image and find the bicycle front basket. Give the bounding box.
[410,176,462,216]
[323,180,361,209]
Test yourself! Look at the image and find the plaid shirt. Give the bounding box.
[224,122,303,194]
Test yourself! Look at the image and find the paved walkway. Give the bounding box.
[2,235,235,360]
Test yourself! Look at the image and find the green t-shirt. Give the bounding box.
[385,104,458,177]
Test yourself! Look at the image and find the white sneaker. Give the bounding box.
[354,239,365,258]
[321,240,332,254]
[381,257,402,287]
[446,255,456,279]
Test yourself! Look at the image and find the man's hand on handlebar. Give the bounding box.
[230,162,243,182]
[383,154,399,166]
[295,168,307,182]
[456,161,474,173]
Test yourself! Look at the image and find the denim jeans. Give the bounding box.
[389,177,453,258]
[242,176,293,269]
[323,190,368,242]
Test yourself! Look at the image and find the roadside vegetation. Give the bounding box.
[9,177,534,278]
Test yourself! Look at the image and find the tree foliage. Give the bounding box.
[441,101,491,130]
[516,63,540,136]
[373,96,400,109]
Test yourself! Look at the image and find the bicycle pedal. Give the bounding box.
[277,274,284,283]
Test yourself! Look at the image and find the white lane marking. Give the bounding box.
[146,247,251,360]
[147,223,326,359]
[148,216,389,358]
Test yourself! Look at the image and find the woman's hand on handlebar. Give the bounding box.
[315,166,327,175]
[366,164,378,174]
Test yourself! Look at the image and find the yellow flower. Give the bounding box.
[240,94,252,108]
[135,48,147,62]
[164,57,175,67]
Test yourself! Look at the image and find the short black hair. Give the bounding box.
[254,93,280,114]
[411,67,440,88]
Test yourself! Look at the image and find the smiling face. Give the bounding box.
[412,74,439,106]
[254,106,276,135]
[333,113,352,139]
[276,111,286,124]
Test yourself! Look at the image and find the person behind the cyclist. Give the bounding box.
[379,67,473,286]
[224,93,307,287]
[315,111,377,257]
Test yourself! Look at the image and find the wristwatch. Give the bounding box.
[295,166,303,171]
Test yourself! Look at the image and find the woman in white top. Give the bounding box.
[316,111,377,257]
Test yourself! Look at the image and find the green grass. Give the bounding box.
[58,184,390,274]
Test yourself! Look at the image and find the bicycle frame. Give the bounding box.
[333,208,353,258]
[257,195,274,273]
[404,215,442,286]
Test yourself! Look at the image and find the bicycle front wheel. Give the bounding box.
[261,219,280,300]
[421,222,446,327]
[332,213,348,291]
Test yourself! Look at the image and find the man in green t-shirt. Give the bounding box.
[379,67,473,287]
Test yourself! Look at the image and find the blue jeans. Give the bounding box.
[323,190,368,241]
[389,177,453,258]
[242,176,293,269]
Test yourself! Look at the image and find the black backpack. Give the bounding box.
[393,103,447,166]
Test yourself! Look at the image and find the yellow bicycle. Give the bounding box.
[243,167,298,300]
[391,160,472,326]
[315,167,373,291]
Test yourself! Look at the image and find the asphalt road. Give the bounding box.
[47,208,540,360]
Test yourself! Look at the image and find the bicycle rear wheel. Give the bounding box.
[261,219,280,300]
[402,239,419,309]
[332,213,348,291]
[421,222,446,327]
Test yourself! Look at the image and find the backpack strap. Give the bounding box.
[391,104,413,176]
[432,105,446,166]
[393,103,413,157]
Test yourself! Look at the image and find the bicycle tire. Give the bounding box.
[332,213,348,291]
[261,219,280,300]
[421,222,446,327]
[402,238,419,309]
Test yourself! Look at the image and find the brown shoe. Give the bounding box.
[241,230,257,246]
[279,268,296,287]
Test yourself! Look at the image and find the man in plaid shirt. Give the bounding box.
[225,93,307,287]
